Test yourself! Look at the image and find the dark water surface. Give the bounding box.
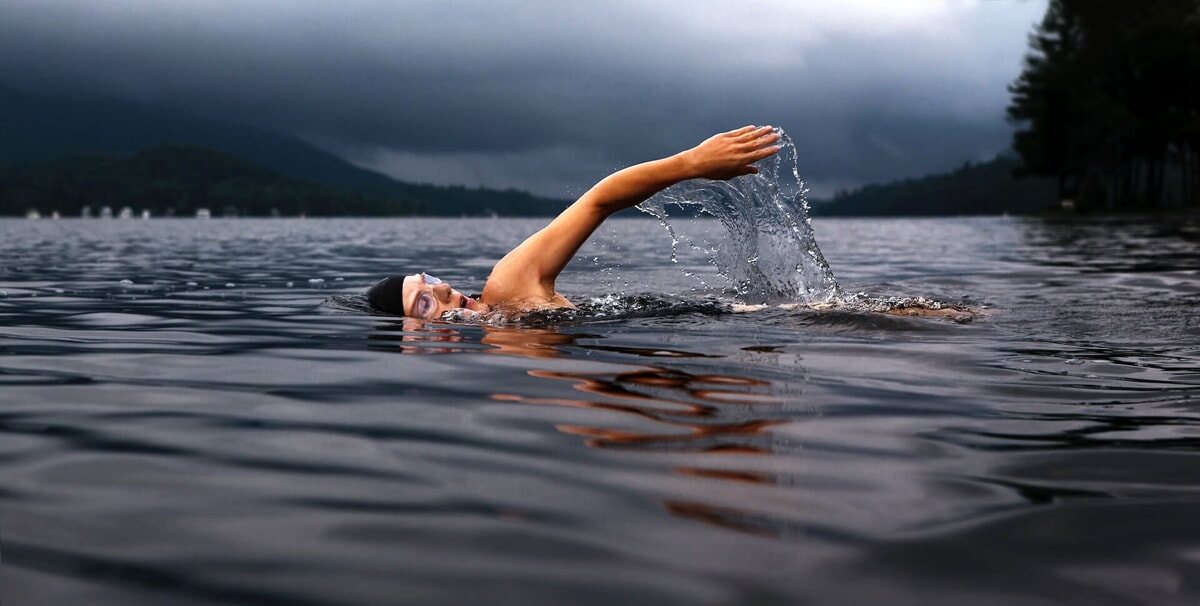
[2,216,1199,605]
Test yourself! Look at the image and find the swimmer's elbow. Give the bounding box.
[581,154,691,216]
[575,195,620,221]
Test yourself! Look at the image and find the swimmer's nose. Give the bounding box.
[432,282,453,301]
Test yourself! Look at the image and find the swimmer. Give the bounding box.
[368,125,782,318]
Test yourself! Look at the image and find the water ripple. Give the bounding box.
[3,216,1199,605]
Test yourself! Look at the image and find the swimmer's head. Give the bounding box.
[367,273,487,318]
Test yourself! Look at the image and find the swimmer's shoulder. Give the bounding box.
[481,263,574,310]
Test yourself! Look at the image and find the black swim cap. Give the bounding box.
[367,275,408,316]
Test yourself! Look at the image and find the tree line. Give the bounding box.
[0,145,427,217]
[1008,0,1200,211]
[816,156,1056,216]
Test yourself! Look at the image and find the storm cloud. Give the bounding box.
[0,0,1047,196]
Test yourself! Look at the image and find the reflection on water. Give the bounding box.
[1020,216,1200,272]
[369,318,589,358]
[380,319,798,535]
[498,366,782,452]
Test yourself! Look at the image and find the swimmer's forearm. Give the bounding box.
[580,125,780,216]
[579,154,693,216]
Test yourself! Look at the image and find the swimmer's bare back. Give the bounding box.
[732,301,982,322]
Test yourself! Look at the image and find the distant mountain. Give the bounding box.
[0,145,427,217]
[0,84,568,216]
[811,156,1058,216]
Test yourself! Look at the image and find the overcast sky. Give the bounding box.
[0,0,1047,197]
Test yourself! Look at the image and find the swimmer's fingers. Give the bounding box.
[745,140,781,161]
[733,126,781,172]
[740,124,776,138]
[731,132,781,177]
[728,124,773,138]
[686,125,781,180]
[727,125,760,137]
[733,125,779,147]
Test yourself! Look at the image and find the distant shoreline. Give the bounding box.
[7,210,1198,220]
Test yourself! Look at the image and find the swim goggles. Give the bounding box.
[409,273,444,318]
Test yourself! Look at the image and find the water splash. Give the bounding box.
[637,128,841,305]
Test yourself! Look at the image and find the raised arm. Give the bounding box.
[480,125,780,308]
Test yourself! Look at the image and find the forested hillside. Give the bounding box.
[813,156,1057,216]
[0,146,421,217]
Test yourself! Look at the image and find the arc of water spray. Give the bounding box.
[638,128,842,305]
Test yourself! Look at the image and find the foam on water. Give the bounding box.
[637,128,842,305]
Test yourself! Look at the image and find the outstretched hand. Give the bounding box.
[680,125,781,181]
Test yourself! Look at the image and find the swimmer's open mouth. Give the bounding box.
[460,295,468,308]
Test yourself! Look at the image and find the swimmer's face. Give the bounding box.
[401,273,486,319]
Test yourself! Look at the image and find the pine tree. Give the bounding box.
[1008,0,1200,210]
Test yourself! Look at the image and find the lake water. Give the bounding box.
[2,215,1199,605]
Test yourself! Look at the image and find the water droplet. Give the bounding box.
[308,278,325,285]
[1065,358,1085,365]
[186,282,198,287]
[225,283,236,288]
[286,281,295,288]
[119,279,133,286]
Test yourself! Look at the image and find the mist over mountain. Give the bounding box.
[0,84,568,216]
